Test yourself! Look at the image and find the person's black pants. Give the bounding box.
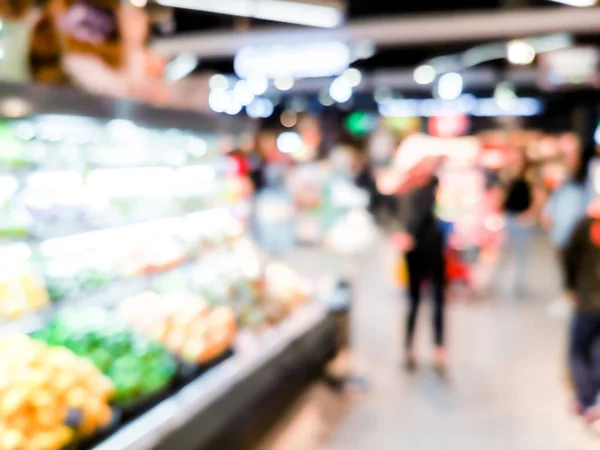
[569,312,600,408]
[405,245,446,350]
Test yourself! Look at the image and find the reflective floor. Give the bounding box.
[262,235,599,450]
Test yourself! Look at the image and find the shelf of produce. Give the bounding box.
[92,303,335,450]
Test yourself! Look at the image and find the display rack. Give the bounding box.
[93,304,334,450]
[0,88,337,450]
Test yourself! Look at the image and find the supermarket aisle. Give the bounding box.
[262,235,599,450]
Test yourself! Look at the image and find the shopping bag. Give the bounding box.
[394,255,409,288]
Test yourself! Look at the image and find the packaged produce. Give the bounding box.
[118,291,236,365]
[0,335,114,449]
[0,262,49,320]
[32,308,177,406]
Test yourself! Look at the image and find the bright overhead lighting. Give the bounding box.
[436,72,463,100]
[330,77,353,103]
[234,42,350,79]
[156,0,343,28]
[130,0,147,7]
[507,40,536,65]
[343,68,362,87]
[233,80,255,106]
[246,97,274,118]
[209,74,229,90]
[274,76,295,91]
[247,74,269,95]
[550,0,596,5]
[277,132,303,154]
[413,65,436,85]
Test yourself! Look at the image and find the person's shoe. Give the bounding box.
[433,347,447,377]
[404,350,417,372]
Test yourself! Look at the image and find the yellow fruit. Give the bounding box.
[0,428,24,450]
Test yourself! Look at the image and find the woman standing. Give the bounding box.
[496,149,543,296]
[395,156,447,372]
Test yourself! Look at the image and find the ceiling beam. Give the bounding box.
[152,7,600,58]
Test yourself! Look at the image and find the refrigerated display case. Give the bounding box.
[0,87,336,450]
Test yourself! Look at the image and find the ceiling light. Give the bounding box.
[413,65,436,85]
[209,74,229,91]
[281,110,298,128]
[343,68,362,88]
[156,0,343,28]
[274,76,295,91]
[130,0,147,6]
[233,80,255,106]
[319,90,334,106]
[507,40,536,65]
[330,77,353,103]
[208,89,230,113]
[277,132,303,154]
[436,72,463,100]
[246,97,274,118]
[494,82,517,112]
[374,87,393,104]
[235,42,350,80]
[550,0,596,5]
[247,74,269,95]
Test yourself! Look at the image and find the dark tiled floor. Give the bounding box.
[263,236,598,450]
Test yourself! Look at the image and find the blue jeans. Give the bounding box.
[569,313,600,408]
[497,214,534,293]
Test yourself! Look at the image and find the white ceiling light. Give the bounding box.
[233,80,255,106]
[374,86,393,104]
[209,74,229,90]
[550,0,595,5]
[277,132,303,154]
[274,76,295,91]
[494,82,517,112]
[413,65,436,85]
[281,110,298,128]
[343,68,362,87]
[247,74,269,95]
[246,97,274,118]
[156,0,343,28]
[436,72,463,100]
[130,0,147,7]
[330,77,353,103]
[234,42,350,79]
[507,40,536,65]
[319,90,334,106]
[208,89,230,113]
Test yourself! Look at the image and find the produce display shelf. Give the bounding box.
[0,259,196,336]
[92,303,334,450]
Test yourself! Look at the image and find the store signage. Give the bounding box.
[234,42,350,79]
[539,47,600,90]
[428,114,469,138]
[379,96,542,118]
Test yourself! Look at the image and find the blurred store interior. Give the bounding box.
[1,0,600,449]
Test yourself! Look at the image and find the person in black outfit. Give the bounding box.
[563,204,600,421]
[396,156,446,371]
[495,150,539,295]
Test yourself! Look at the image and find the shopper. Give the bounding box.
[394,155,446,372]
[563,201,600,422]
[543,134,589,286]
[495,149,542,296]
